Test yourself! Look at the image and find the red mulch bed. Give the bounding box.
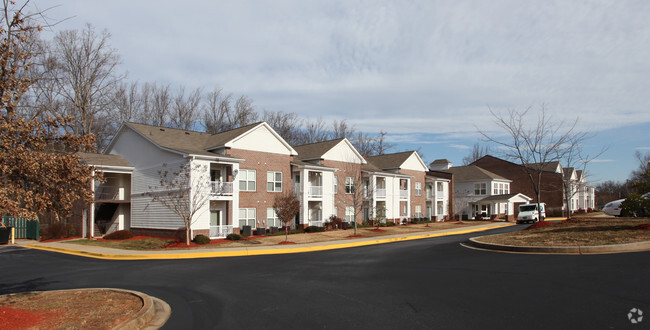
[278,241,296,245]
[454,221,466,224]
[633,224,650,231]
[97,235,165,242]
[0,307,57,328]
[347,234,365,238]
[370,229,386,232]
[525,221,555,230]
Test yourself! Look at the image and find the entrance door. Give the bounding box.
[210,210,221,237]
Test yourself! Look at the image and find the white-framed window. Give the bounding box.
[345,177,354,194]
[414,205,422,217]
[267,208,281,228]
[345,206,355,222]
[493,184,499,195]
[504,184,509,194]
[474,183,487,195]
[437,182,444,192]
[437,201,444,215]
[415,182,422,196]
[239,208,256,228]
[267,171,282,192]
[333,175,338,194]
[239,169,256,191]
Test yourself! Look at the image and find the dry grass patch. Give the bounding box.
[477,218,650,246]
[0,289,142,329]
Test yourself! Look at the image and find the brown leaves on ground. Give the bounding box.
[479,218,650,246]
[0,289,142,329]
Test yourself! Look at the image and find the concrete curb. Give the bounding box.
[0,288,170,329]
[23,223,515,260]
[466,236,650,255]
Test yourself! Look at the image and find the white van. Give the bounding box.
[517,203,546,224]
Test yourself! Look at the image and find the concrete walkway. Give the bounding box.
[12,222,514,260]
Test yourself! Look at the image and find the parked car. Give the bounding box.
[602,199,625,216]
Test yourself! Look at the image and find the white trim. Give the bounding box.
[224,122,298,156]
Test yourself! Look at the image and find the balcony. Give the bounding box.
[210,225,234,238]
[211,181,233,196]
[94,185,128,201]
[400,190,408,199]
[309,186,323,198]
[376,189,387,198]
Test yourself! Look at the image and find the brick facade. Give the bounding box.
[400,169,427,218]
[227,149,293,228]
[322,160,362,222]
[472,156,565,216]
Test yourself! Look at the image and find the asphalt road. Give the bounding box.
[1,225,649,329]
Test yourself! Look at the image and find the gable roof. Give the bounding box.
[78,152,132,168]
[478,193,532,203]
[293,138,346,160]
[110,122,296,157]
[442,165,509,182]
[366,151,427,171]
[474,155,563,174]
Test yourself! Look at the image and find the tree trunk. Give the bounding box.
[186,226,191,246]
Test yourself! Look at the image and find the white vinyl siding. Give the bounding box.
[239,169,256,191]
[474,183,487,195]
[267,171,282,192]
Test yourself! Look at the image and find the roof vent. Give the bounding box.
[159,128,165,131]
[185,132,190,135]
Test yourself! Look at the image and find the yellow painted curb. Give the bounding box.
[24,223,515,260]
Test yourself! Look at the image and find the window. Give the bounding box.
[239,170,256,191]
[363,179,370,197]
[239,208,256,228]
[345,177,354,194]
[345,206,355,222]
[437,201,444,215]
[474,183,487,195]
[504,184,509,194]
[414,205,422,217]
[493,184,499,195]
[415,182,422,196]
[267,171,282,192]
[437,182,444,192]
[333,175,338,194]
[267,208,281,228]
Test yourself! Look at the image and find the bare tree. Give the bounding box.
[41,24,123,149]
[170,86,201,130]
[299,117,329,144]
[272,190,300,241]
[112,81,141,124]
[335,161,367,235]
[202,88,232,133]
[230,95,258,127]
[263,110,302,145]
[479,105,581,220]
[151,83,171,127]
[462,143,490,165]
[147,162,211,246]
[375,130,394,155]
[332,119,355,139]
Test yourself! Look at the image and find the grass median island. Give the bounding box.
[62,221,497,251]
[476,218,650,246]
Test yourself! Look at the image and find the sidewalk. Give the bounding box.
[13,222,514,260]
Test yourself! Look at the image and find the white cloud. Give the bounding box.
[450,144,472,150]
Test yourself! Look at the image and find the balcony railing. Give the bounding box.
[309,220,323,227]
[309,186,323,198]
[210,225,234,238]
[94,185,125,200]
[400,190,408,199]
[211,181,233,196]
[376,189,387,198]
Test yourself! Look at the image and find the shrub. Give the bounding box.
[45,222,67,240]
[174,227,187,243]
[193,234,211,244]
[304,226,325,233]
[474,214,483,221]
[328,215,343,229]
[103,230,134,240]
[67,223,77,237]
[621,194,650,217]
[226,233,241,240]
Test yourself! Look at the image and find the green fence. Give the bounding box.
[2,216,40,240]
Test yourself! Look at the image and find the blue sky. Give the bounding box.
[40,0,650,183]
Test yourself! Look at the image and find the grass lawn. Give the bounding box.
[63,221,496,250]
[68,237,173,250]
[477,218,650,246]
